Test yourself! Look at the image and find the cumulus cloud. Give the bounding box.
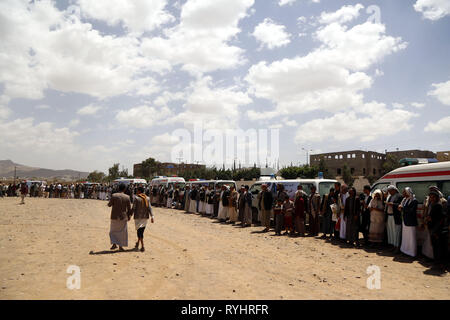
[115,105,171,129]
[319,4,364,25]
[246,18,406,118]
[411,102,426,108]
[295,104,418,143]
[414,0,450,20]
[77,0,174,34]
[424,116,450,133]
[252,18,291,50]
[77,104,103,116]
[0,0,160,101]
[428,80,450,105]
[170,76,252,129]
[141,0,255,74]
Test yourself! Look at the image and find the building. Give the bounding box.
[310,149,437,178]
[436,151,450,162]
[133,161,205,178]
[310,150,386,177]
[386,149,436,161]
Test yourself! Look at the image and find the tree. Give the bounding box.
[318,157,334,179]
[382,154,401,175]
[365,175,378,185]
[342,164,355,186]
[87,171,106,182]
[140,157,159,178]
[107,163,120,181]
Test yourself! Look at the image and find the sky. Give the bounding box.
[0,0,450,174]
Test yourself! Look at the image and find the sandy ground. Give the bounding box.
[0,197,448,300]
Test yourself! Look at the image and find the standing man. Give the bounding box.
[308,186,321,236]
[344,187,361,247]
[107,183,131,252]
[385,185,403,253]
[320,188,335,239]
[294,185,306,236]
[131,186,154,252]
[242,185,253,227]
[258,184,273,232]
[360,185,372,245]
[20,181,28,204]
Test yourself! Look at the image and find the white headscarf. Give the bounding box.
[401,187,415,207]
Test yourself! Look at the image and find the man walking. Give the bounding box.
[131,186,154,252]
[108,183,132,252]
[20,181,28,204]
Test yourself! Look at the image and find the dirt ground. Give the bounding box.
[0,197,448,300]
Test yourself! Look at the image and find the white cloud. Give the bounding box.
[115,105,171,129]
[0,0,160,101]
[141,0,255,74]
[393,103,405,109]
[428,80,450,105]
[245,15,407,118]
[278,0,296,6]
[424,116,450,133]
[151,133,181,145]
[319,4,364,25]
[77,0,174,34]
[414,0,450,21]
[69,119,80,127]
[295,104,418,143]
[77,104,103,116]
[411,102,426,108]
[252,18,291,50]
[170,76,252,129]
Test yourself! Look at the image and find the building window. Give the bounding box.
[351,168,355,174]
[352,154,356,158]
[347,154,351,158]
[362,154,365,159]
[335,155,338,159]
[373,168,376,175]
[363,168,366,175]
[337,168,342,175]
[339,155,343,159]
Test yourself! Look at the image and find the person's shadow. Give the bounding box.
[89,248,138,255]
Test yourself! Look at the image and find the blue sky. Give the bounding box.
[0,0,449,174]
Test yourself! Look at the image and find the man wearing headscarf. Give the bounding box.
[308,185,321,236]
[108,184,132,251]
[385,185,403,253]
[368,190,385,245]
[344,187,361,246]
[421,186,448,259]
[399,187,418,257]
[424,187,448,269]
[131,186,154,252]
[360,185,372,245]
[339,184,349,241]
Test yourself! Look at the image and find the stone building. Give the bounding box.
[386,149,436,161]
[133,161,205,178]
[436,151,450,162]
[310,150,386,178]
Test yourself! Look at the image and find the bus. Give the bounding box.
[249,179,338,223]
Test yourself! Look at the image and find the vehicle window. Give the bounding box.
[249,184,263,195]
[440,181,450,200]
[371,183,390,194]
[299,183,314,195]
[396,181,437,204]
[319,182,335,197]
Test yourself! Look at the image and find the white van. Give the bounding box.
[113,178,147,186]
[371,161,450,204]
[185,180,237,191]
[150,176,186,189]
[249,179,337,222]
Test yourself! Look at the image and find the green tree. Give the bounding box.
[140,157,160,178]
[87,171,106,182]
[365,175,378,185]
[318,157,334,179]
[382,154,401,175]
[342,164,355,186]
[107,163,120,181]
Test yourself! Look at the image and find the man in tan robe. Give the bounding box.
[108,183,131,251]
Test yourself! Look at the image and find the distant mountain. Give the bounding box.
[0,160,89,180]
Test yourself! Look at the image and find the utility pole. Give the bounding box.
[13,166,17,186]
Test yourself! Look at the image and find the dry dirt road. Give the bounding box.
[0,197,448,299]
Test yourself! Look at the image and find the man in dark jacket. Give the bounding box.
[108,184,132,251]
[258,184,273,232]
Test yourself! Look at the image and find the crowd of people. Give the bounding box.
[3,179,448,271]
[151,182,449,272]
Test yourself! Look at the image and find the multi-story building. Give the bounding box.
[436,151,450,162]
[133,161,205,178]
[310,149,437,178]
[310,150,386,177]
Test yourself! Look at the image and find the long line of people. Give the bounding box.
[152,181,449,272]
